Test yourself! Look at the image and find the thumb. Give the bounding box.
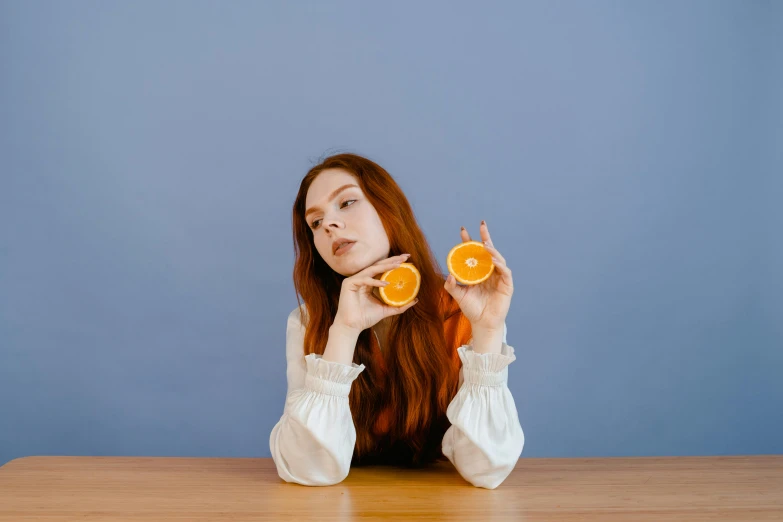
[444,274,465,299]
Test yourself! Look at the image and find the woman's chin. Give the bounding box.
[333,258,365,277]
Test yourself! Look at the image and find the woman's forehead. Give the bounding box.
[306,169,361,206]
[310,168,355,190]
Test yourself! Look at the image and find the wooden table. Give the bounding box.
[1,455,781,521]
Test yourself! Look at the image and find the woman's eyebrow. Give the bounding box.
[305,184,359,217]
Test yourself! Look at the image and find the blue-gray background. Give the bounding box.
[1,0,781,467]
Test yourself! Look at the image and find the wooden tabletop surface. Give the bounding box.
[1,455,781,521]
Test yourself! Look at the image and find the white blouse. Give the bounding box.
[269,305,525,489]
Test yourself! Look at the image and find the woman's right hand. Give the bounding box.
[333,253,418,333]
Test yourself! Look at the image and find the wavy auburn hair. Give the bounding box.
[291,153,465,466]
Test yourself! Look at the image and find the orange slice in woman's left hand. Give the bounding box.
[446,241,495,285]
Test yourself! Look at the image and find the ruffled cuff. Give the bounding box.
[303,354,366,397]
[457,343,516,387]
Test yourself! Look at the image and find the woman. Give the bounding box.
[269,153,524,489]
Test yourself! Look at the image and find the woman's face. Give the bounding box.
[305,168,391,277]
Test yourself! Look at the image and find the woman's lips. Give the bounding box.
[334,241,356,256]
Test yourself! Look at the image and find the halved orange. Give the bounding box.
[446,241,495,285]
[377,262,421,307]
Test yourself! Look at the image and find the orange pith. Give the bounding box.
[378,262,421,306]
[446,241,495,285]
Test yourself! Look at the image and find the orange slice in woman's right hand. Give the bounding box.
[377,262,421,307]
[446,241,495,285]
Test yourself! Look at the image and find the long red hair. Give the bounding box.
[291,153,465,466]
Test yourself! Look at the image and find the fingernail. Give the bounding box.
[481,220,486,225]
[383,281,391,285]
[460,226,465,231]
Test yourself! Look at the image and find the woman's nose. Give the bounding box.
[325,219,344,229]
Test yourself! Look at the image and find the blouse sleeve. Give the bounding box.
[441,321,525,489]
[269,306,365,486]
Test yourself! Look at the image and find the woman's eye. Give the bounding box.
[311,200,357,229]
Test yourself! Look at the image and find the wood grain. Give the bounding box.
[1,455,781,521]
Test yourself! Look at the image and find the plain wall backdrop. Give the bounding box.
[1,0,781,467]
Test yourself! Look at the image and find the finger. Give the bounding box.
[460,226,471,243]
[443,273,467,299]
[483,243,506,265]
[347,277,387,292]
[482,243,511,283]
[385,253,411,262]
[360,259,406,277]
[488,256,513,289]
[358,277,393,288]
[480,220,493,247]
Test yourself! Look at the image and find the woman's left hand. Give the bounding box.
[444,220,514,332]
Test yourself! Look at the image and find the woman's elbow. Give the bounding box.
[463,429,525,489]
[273,453,350,486]
[277,462,350,487]
[269,421,352,486]
[466,454,521,489]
